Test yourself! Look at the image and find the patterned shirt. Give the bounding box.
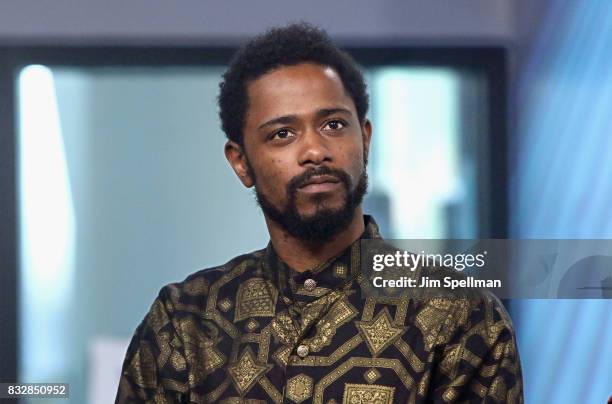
[116,215,523,403]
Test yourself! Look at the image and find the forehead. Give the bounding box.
[245,63,356,125]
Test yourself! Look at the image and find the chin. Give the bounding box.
[298,203,347,220]
[301,191,346,207]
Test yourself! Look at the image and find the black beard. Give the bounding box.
[251,163,368,244]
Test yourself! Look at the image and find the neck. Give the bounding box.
[265,207,365,272]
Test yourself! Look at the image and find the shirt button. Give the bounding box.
[304,278,317,291]
[296,344,309,358]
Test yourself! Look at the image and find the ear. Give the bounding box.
[224,140,255,188]
[361,119,373,163]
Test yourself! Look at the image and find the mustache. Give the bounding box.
[287,166,352,194]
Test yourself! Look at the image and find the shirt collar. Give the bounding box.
[261,215,383,302]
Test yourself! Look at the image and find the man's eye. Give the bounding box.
[270,129,295,140]
[323,120,346,131]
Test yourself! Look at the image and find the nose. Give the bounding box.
[297,129,332,167]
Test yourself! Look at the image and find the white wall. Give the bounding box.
[18,67,270,403]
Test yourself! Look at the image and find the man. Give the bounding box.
[116,23,523,403]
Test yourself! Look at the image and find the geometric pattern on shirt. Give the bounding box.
[415,297,471,351]
[313,357,414,403]
[302,296,359,352]
[218,298,233,312]
[235,277,278,321]
[294,286,332,298]
[226,346,272,395]
[244,318,260,332]
[356,307,407,357]
[363,368,381,384]
[115,216,524,404]
[286,373,314,403]
[333,263,347,278]
[178,317,225,376]
[341,383,395,404]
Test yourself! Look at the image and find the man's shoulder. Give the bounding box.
[156,247,266,305]
[408,285,515,351]
[411,288,512,325]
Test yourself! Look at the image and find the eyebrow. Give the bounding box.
[257,107,353,130]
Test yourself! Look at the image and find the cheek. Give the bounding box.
[255,159,291,196]
[342,143,365,176]
[351,157,365,182]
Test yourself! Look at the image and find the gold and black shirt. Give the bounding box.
[116,215,523,403]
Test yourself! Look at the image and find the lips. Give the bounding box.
[299,174,341,188]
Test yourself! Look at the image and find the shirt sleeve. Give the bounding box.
[115,286,190,404]
[430,294,524,403]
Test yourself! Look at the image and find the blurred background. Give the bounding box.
[0,0,611,403]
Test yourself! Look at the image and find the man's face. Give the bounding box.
[228,62,372,243]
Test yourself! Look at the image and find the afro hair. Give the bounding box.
[217,22,369,145]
